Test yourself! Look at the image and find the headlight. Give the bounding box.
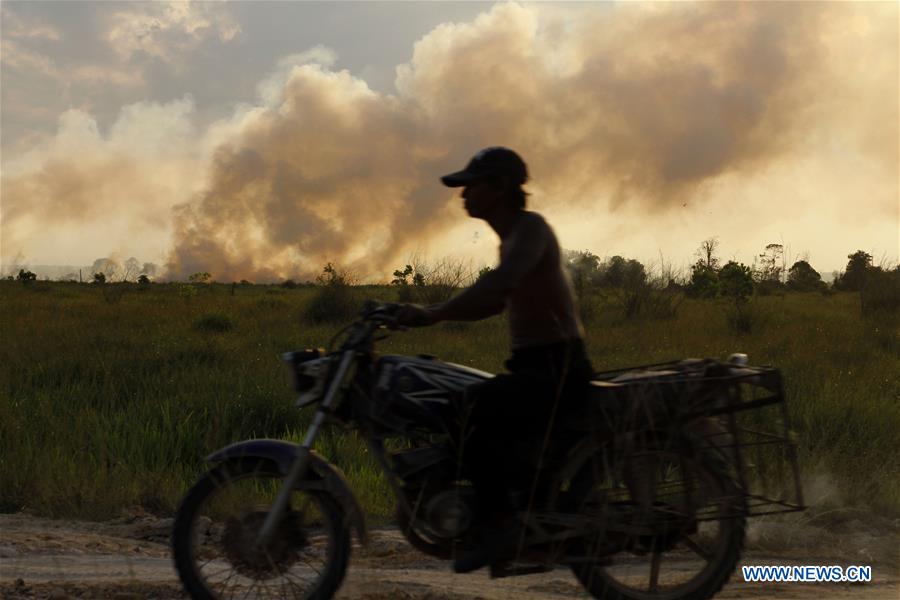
[282,349,324,391]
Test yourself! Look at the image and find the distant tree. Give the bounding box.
[687,262,719,298]
[281,279,298,289]
[137,274,151,285]
[601,255,628,288]
[16,269,37,284]
[695,237,720,271]
[122,257,141,282]
[91,257,122,281]
[835,250,873,291]
[391,264,425,287]
[755,243,785,283]
[860,267,900,318]
[621,258,647,288]
[564,250,602,294]
[719,261,754,302]
[787,260,825,292]
[315,263,353,287]
[188,272,212,284]
[92,272,106,284]
[475,265,493,282]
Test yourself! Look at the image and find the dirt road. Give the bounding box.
[1,512,897,599]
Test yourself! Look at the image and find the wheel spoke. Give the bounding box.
[570,442,744,599]
[239,579,257,600]
[648,550,662,592]
[174,461,344,600]
[294,554,323,579]
[283,567,316,591]
[203,564,237,581]
[682,534,713,561]
[215,567,241,599]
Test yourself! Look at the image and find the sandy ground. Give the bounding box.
[1,511,898,600]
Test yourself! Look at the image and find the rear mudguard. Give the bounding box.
[207,439,368,545]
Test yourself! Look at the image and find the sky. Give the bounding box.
[1,1,897,282]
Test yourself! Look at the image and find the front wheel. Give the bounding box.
[569,436,746,600]
[172,458,351,599]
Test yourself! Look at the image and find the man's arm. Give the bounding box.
[427,214,549,323]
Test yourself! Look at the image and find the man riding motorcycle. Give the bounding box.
[396,147,594,573]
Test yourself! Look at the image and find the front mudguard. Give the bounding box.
[207,439,368,545]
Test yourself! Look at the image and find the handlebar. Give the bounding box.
[359,300,406,330]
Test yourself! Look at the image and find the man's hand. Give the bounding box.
[395,303,438,327]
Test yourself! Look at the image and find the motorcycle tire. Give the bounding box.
[569,438,746,600]
[172,458,351,600]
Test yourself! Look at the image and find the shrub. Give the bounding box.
[305,263,358,323]
[834,250,873,291]
[755,279,786,297]
[281,279,298,289]
[137,274,151,286]
[726,302,766,334]
[16,269,37,284]
[719,261,760,334]
[686,262,719,298]
[178,283,198,301]
[391,264,425,303]
[611,279,683,321]
[416,258,468,304]
[643,286,683,320]
[194,313,234,333]
[102,284,125,304]
[860,268,899,321]
[476,266,493,281]
[787,260,826,293]
[91,272,106,285]
[390,257,468,305]
[188,272,211,284]
[719,261,754,302]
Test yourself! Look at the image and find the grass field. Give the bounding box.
[1,280,898,521]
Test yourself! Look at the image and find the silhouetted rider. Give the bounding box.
[397,147,593,573]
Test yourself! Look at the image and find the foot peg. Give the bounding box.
[489,562,553,578]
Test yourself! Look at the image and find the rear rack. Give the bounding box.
[592,358,806,518]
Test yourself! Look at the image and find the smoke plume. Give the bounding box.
[2,2,896,281]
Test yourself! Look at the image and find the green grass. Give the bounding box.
[1,281,897,519]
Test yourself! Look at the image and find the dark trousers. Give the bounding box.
[455,339,594,513]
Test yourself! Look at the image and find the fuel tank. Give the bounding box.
[373,354,492,430]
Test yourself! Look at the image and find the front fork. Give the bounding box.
[255,348,356,547]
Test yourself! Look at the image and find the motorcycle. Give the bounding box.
[172,301,804,599]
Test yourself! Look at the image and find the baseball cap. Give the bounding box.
[440,146,529,188]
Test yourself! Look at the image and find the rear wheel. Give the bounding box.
[569,436,745,600]
[172,459,351,599]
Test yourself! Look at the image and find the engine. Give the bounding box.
[392,445,478,540]
[422,487,478,538]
